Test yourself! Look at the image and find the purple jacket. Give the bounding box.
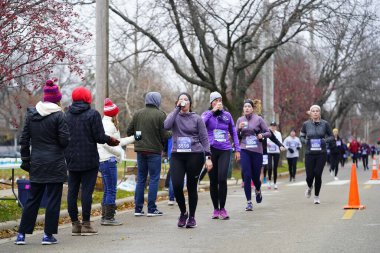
[236,114,270,154]
[164,107,210,155]
[201,110,240,152]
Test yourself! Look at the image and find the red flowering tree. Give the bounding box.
[0,0,91,89]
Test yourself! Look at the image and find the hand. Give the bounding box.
[257,133,263,139]
[205,159,213,172]
[107,136,120,146]
[280,146,286,152]
[20,161,31,172]
[235,151,240,161]
[239,122,246,129]
[288,148,294,153]
[212,102,223,112]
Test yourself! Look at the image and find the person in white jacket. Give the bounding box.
[283,128,302,182]
[98,98,136,226]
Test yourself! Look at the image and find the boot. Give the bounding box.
[81,221,98,236]
[71,221,81,236]
[101,204,122,226]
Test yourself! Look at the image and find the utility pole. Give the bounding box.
[262,0,275,122]
[95,0,109,114]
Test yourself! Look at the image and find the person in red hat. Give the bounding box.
[97,98,137,226]
[65,87,120,236]
[16,79,69,245]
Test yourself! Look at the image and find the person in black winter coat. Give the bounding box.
[65,86,119,236]
[16,80,70,245]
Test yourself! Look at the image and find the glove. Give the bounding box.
[296,147,301,150]
[20,161,31,172]
[107,136,120,146]
[288,148,294,154]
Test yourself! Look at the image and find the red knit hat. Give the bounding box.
[43,80,62,103]
[72,86,92,104]
[103,98,119,117]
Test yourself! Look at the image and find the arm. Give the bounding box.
[228,113,241,152]
[198,116,211,155]
[19,112,31,161]
[164,107,180,130]
[91,111,110,144]
[120,136,135,146]
[299,122,307,144]
[269,130,284,148]
[126,114,135,137]
[57,112,70,148]
[324,121,334,143]
[159,112,172,146]
[201,110,213,126]
[259,117,271,138]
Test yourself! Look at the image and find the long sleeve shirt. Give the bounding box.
[300,119,334,155]
[283,136,302,158]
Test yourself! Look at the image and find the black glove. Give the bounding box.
[296,147,301,150]
[107,136,120,146]
[288,148,294,154]
[20,161,31,172]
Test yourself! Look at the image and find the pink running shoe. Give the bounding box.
[212,209,219,219]
[219,208,230,220]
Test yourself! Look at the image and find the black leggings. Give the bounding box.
[305,154,327,197]
[287,157,298,179]
[208,147,232,210]
[268,153,280,183]
[330,153,340,176]
[170,153,204,217]
[362,155,369,170]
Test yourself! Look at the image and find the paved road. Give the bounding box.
[1,162,380,253]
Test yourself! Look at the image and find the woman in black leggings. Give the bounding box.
[300,105,333,204]
[164,93,212,228]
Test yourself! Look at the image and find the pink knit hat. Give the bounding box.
[104,98,119,117]
[43,80,62,103]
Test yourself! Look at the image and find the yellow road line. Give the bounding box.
[364,185,372,189]
[342,210,356,220]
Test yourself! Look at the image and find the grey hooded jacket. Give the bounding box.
[300,119,334,155]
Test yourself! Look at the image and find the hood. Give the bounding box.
[145,92,161,108]
[68,101,91,114]
[35,101,62,117]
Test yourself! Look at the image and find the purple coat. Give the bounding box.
[201,110,240,152]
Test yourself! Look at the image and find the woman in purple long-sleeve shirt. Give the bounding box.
[202,91,240,220]
[164,92,213,228]
[236,99,270,211]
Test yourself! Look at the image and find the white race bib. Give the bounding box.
[177,137,192,152]
[263,154,268,165]
[246,135,258,148]
[310,139,322,151]
[213,129,226,142]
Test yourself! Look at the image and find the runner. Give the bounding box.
[283,128,302,182]
[202,91,240,220]
[300,105,334,204]
[164,92,212,228]
[329,128,344,180]
[360,140,371,171]
[236,99,270,211]
[266,121,285,190]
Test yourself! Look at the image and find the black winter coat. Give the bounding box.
[64,101,110,171]
[19,107,70,183]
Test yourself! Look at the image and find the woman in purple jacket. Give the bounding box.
[236,99,270,211]
[164,92,212,228]
[202,91,240,220]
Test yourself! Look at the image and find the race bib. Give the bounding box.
[246,135,258,148]
[177,137,192,152]
[289,141,296,148]
[263,154,268,165]
[268,143,277,152]
[310,139,322,151]
[336,140,341,146]
[362,150,367,155]
[213,129,226,142]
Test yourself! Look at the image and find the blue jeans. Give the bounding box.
[135,152,162,212]
[99,157,118,205]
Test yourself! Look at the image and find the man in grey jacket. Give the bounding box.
[127,92,171,216]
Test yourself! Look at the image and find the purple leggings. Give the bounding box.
[240,149,263,201]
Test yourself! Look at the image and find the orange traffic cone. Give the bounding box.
[343,163,365,209]
[370,156,379,180]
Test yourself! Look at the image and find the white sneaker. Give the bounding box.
[330,171,334,176]
[305,187,312,198]
[267,182,272,189]
[274,184,278,190]
[334,177,339,181]
[168,200,175,206]
[314,196,320,204]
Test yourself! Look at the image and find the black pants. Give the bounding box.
[268,153,280,183]
[67,169,98,222]
[330,153,340,176]
[362,155,369,170]
[170,153,204,217]
[305,154,327,197]
[287,157,298,179]
[19,182,63,235]
[208,147,232,210]
[352,152,359,167]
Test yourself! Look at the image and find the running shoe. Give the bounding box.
[134,210,145,216]
[305,187,312,198]
[41,234,58,245]
[178,212,188,227]
[147,209,163,217]
[334,177,339,181]
[263,177,267,184]
[267,182,271,189]
[186,216,197,228]
[274,184,278,190]
[255,190,262,203]
[245,202,253,211]
[219,208,230,220]
[168,200,175,206]
[211,209,219,219]
[14,233,25,245]
[314,196,320,204]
